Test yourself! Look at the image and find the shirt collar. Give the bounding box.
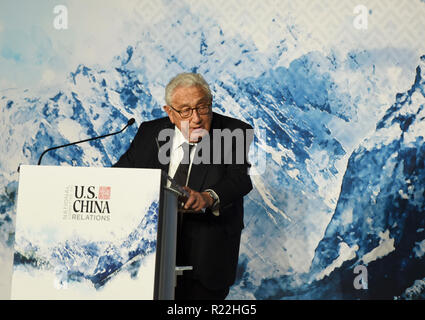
[172,126,196,151]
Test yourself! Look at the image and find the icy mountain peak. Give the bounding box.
[376,55,425,133]
[305,55,425,299]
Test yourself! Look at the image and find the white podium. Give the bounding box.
[10,165,178,300]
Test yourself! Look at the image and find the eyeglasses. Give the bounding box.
[168,104,211,119]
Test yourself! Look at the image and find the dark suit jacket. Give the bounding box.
[114,112,253,290]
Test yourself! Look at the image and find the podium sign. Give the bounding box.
[11,165,163,300]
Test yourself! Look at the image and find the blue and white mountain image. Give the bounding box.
[253,56,425,299]
[1,0,425,299]
[309,56,425,300]
[12,200,158,296]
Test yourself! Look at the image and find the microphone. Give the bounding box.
[37,118,136,165]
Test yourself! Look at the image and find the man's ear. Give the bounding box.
[163,105,175,124]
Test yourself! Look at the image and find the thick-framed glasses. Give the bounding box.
[168,104,211,119]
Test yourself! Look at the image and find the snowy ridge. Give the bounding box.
[307,56,424,299]
[13,201,159,289]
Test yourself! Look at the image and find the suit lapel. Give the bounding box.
[187,149,209,191]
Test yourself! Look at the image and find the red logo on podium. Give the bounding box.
[98,186,111,200]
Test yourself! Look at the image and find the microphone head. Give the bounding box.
[127,118,136,126]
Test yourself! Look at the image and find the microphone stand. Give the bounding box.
[37,118,135,165]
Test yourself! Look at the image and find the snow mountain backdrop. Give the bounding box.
[1,0,425,299]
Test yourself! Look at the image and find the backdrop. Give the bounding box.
[1,0,425,299]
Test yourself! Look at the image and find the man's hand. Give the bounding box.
[181,186,213,212]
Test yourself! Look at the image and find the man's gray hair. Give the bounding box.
[165,73,212,106]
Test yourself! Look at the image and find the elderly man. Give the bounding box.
[114,73,253,300]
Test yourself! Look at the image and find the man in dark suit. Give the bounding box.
[114,73,253,299]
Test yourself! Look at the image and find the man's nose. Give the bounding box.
[191,108,202,122]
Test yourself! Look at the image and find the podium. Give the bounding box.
[10,165,179,300]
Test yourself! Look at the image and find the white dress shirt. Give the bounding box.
[167,126,220,216]
[166,126,196,188]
